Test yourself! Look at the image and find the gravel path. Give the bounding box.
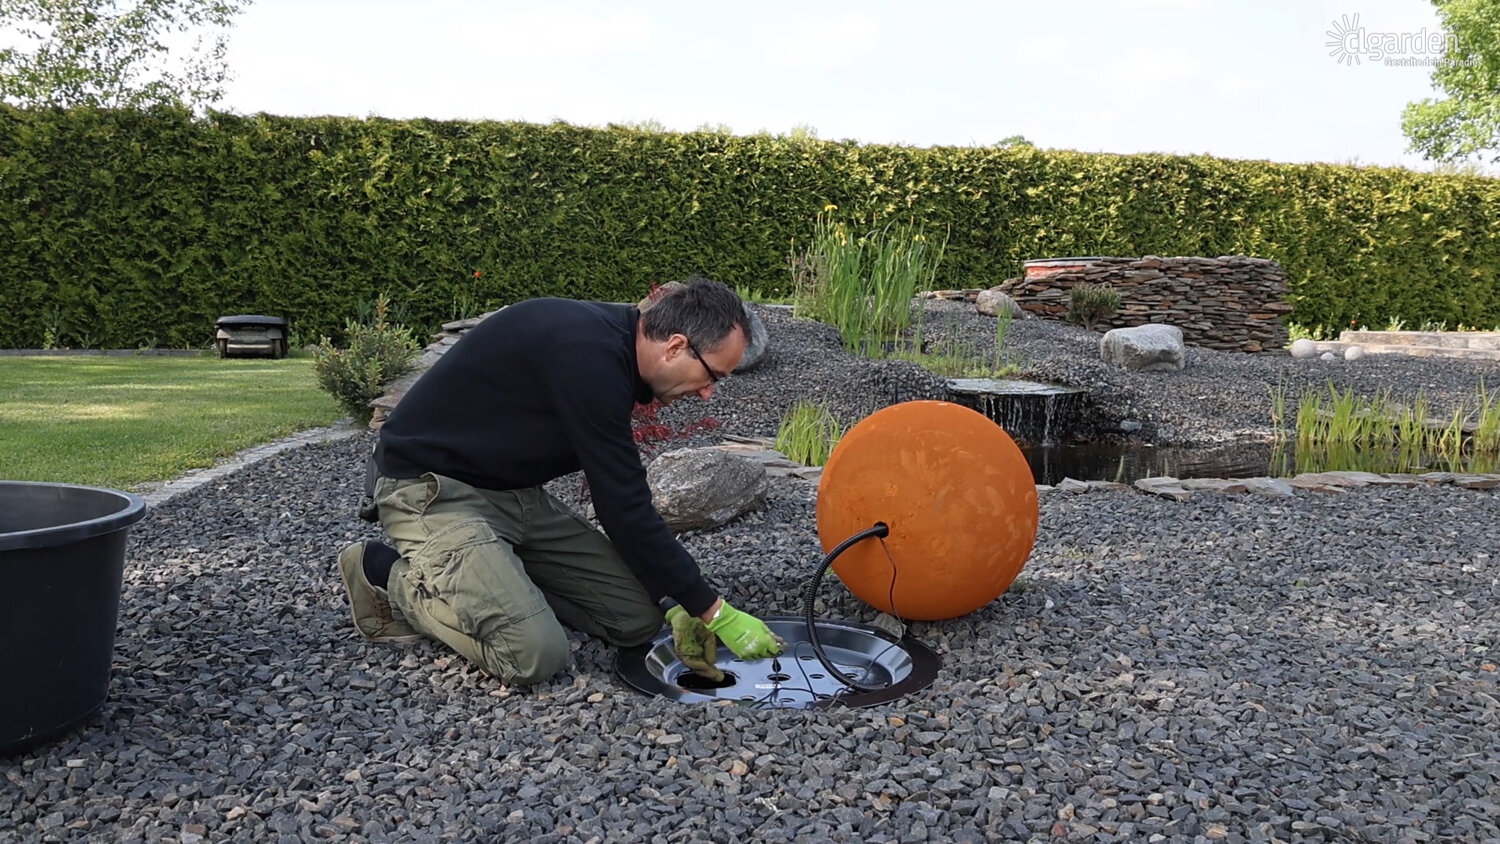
[4,304,1498,842]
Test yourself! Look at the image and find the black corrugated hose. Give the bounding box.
[800,522,894,692]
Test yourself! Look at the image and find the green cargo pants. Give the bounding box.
[372,472,663,685]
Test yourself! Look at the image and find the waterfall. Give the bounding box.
[947,378,1087,447]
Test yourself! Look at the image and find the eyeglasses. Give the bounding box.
[685,337,723,384]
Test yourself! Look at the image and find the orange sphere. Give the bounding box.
[815,400,1038,621]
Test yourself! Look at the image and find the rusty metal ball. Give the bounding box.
[816,400,1039,621]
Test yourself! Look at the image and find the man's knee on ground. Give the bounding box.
[481,619,570,686]
[608,610,665,649]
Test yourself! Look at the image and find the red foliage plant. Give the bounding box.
[631,399,720,458]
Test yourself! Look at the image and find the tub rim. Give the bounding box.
[0,481,147,553]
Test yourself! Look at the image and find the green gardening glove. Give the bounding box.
[665,605,723,682]
[706,601,784,660]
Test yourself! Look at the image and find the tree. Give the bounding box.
[0,0,249,110]
[1402,0,1500,164]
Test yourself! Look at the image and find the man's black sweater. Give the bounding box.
[374,298,718,617]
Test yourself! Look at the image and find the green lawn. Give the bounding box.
[0,356,346,490]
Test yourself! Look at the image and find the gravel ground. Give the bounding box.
[4,303,1499,842]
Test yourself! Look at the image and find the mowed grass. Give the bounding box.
[0,356,346,490]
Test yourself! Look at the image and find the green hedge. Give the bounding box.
[2,105,1498,348]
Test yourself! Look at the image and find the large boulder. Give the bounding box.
[637,281,686,310]
[1100,324,1186,371]
[736,305,770,372]
[647,448,767,532]
[975,287,1024,318]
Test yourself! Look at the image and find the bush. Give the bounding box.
[311,295,420,425]
[1068,283,1122,331]
[5,108,1500,344]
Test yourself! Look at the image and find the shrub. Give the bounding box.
[311,294,420,425]
[1068,283,1122,331]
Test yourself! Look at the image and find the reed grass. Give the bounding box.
[1282,379,1500,474]
[774,401,844,467]
[794,212,946,354]
[1474,379,1500,455]
[1268,383,1288,440]
[886,305,1021,378]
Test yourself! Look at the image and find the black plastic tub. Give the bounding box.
[0,481,146,756]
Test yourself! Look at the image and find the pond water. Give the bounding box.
[941,378,1498,484]
[1020,440,1499,486]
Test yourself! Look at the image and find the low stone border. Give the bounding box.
[131,421,362,507]
[714,438,1500,500]
[1047,470,1500,500]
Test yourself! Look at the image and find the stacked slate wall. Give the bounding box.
[1001,256,1292,352]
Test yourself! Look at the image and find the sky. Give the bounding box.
[210,1,1467,172]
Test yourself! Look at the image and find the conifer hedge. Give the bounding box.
[1,105,1497,348]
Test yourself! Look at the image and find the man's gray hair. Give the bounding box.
[639,276,753,352]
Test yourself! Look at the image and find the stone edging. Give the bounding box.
[131,421,363,507]
[713,438,1500,500]
[1045,470,1500,499]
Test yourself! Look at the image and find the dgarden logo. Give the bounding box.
[1325,13,1474,68]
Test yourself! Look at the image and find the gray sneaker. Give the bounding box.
[337,541,423,643]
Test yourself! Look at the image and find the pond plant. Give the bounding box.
[1270,380,1500,474]
[792,211,945,355]
[774,400,843,467]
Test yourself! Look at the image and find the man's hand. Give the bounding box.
[705,601,783,660]
[665,605,723,682]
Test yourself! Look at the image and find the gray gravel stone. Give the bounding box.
[3,303,1498,842]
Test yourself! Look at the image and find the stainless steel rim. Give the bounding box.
[615,616,942,710]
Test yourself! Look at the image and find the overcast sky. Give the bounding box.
[215,0,1461,171]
